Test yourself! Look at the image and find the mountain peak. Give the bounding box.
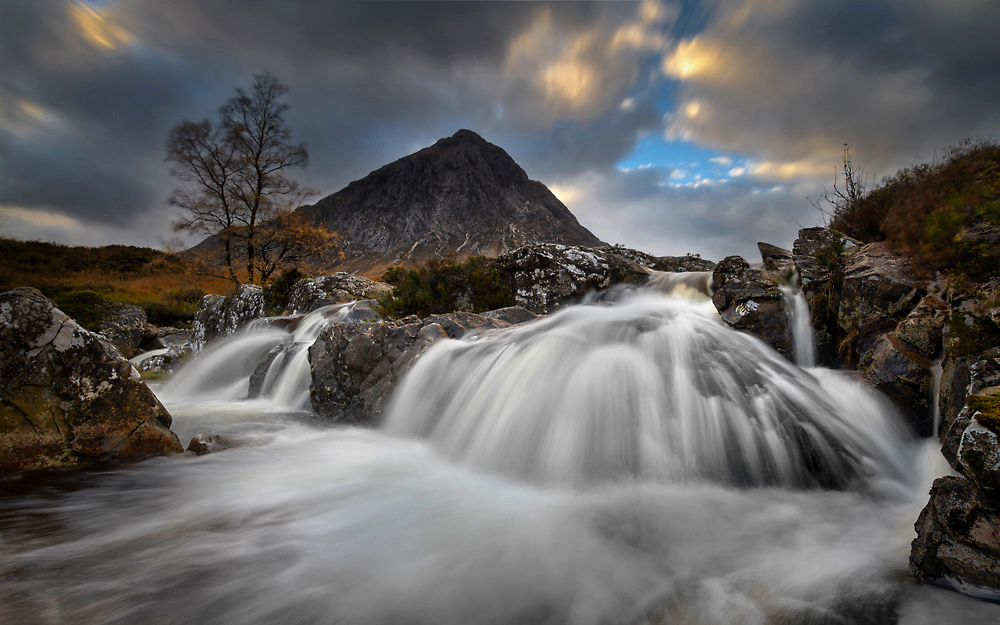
[302,131,603,276]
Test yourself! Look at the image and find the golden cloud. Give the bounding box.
[69,1,133,50]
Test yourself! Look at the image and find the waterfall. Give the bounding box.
[780,281,817,368]
[384,292,911,489]
[159,303,354,410]
[5,287,999,625]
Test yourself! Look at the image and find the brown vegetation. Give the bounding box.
[823,139,1000,280]
[0,238,231,329]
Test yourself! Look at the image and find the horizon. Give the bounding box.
[3,0,1000,261]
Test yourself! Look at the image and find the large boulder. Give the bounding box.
[309,308,537,424]
[711,256,792,358]
[838,242,923,333]
[910,476,1000,596]
[97,303,149,358]
[193,284,264,350]
[862,334,935,436]
[912,391,1000,598]
[286,273,393,315]
[0,288,183,474]
[495,244,651,315]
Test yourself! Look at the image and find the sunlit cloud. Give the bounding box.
[505,4,669,122]
[548,184,582,206]
[0,205,81,230]
[749,158,830,180]
[69,1,133,50]
[708,156,733,166]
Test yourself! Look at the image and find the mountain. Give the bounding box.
[299,129,603,276]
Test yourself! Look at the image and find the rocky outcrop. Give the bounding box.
[193,284,264,350]
[711,256,792,357]
[860,296,948,436]
[792,227,842,299]
[300,129,603,276]
[309,308,537,424]
[98,303,150,358]
[838,242,923,334]
[286,274,393,315]
[863,334,935,436]
[494,244,651,315]
[758,242,794,272]
[603,246,716,273]
[912,390,1000,597]
[910,476,1000,597]
[0,288,183,474]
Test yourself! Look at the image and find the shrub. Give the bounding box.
[264,267,308,315]
[377,255,513,319]
[53,290,112,330]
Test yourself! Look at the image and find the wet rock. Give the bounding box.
[758,242,794,272]
[0,287,183,474]
[910,476,1000,596]
[495,244,651,315]
[602,246,716,272]
[309,310,530,424]
[193,285,264,350]
[479,306,538,326]
[248,344,287,399]
[98,303,148,358]
[151,328,191,350]
[711,256,792,358]
[187,433,238,455]
[940,352,1000,446]
[955,393,1000,494]
[286,274,393,315]
[134,345,192,376]
[838,242,923,333]
[656,254,716,272]
[863,333,934,436]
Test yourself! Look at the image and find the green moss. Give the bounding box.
[948,313,1000,358]
[968,395,1000,435]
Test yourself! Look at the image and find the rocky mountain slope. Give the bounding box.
[299,129,603,276]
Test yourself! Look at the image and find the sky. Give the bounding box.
[2,0,1000,262]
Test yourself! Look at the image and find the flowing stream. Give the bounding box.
[1,287,997,624]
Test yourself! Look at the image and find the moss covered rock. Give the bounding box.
[0,287,182,474]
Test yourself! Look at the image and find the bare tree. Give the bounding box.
[167,73,334,284]
[811,144,871,225]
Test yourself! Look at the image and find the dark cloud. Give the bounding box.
[666,0,1000,177]
[2,0,999,258]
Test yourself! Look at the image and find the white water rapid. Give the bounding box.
[1,288,997,625]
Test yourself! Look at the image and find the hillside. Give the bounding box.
[298,129,603,276]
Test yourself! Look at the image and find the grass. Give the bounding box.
[0,238,232,330]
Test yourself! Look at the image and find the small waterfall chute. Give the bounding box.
[159,303,356,410]
[780,280,817,368]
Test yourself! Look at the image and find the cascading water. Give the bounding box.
[384,293,909,489]
[780,280,817,368]
[159,302,354,410]
[1,287,997,625]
